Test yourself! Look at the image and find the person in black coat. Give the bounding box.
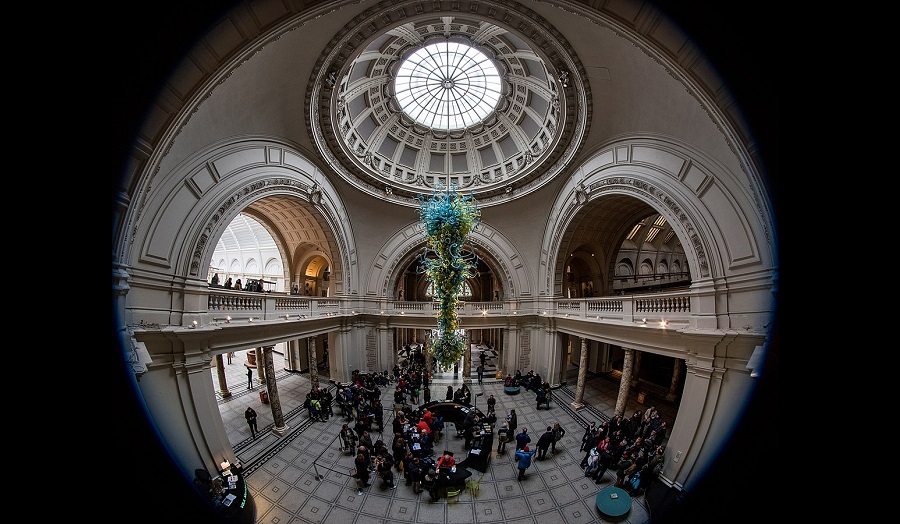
[422,468,439,501]
[354,452,371,490]
[536,426,554,460]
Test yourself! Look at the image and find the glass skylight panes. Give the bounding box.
[395,41,501,130]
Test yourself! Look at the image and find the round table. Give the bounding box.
[503,386,521,395]
[595,486,631,517]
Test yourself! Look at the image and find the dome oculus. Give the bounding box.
[394,41,501,131]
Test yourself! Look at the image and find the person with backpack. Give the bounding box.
[515,427,531,451]
[551,422,566,454]
[497,422,510,453]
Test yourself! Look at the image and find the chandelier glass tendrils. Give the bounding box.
[417,185,480,368]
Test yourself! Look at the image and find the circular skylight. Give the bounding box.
[395,41,502,130]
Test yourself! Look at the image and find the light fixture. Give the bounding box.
[481,310,487,316]
[558,69,569,88]
[659,320,668,328]
[248,317,253,323]
[190,320,198,329]
[225,316,231,324]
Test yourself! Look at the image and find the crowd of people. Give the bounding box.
[579,405,668,495]
[209,273,269,292]
[289,361,668,500]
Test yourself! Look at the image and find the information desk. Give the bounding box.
[419,401,485,426]
[595,486,631,517]
[435,465,472,497]
[211,468,255,523]
[457,425,494,473]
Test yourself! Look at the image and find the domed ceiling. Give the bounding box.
[309,2,590,207]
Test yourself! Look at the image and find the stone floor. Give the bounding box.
[207,350,679,523]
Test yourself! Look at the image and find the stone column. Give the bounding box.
[614,348,634,417]
[307,336,320,391]
[462,331,472,383]
[571,337,588,410]
[666,358,683,402]
[255,347,265,386]
[631,351,642,387]
[262,345,289,436]
[215,353,231,398]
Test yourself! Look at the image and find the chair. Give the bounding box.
[445,487,462,502]
[465,475,482,498]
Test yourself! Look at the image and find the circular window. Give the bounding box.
[394,41,502,130]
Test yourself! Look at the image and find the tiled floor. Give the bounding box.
[207,350,678,523]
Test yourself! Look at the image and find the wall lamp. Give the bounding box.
[225,316,231,324]
[190,320,198,329]
[659,320,668,328]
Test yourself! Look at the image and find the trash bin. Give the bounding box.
[259,389,269,404]
[637,392,646,404]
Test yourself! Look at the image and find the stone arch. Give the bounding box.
[364,220,534,299]
[128,138,355,297]
[542,136,772,300]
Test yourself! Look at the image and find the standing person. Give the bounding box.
[486,394,496,413]
[409,457,423,494]
[245,406,258,438]
[496,422,510,453]
[226,352,233,364]
[422,385,431,404]
[507,408,518,438]
[422,468,439,502]
[514,445,536,480]
[614,452,634,488]
[515,427,531,451]
[341,424,358,453]
[353,452,371,494]
[477,363,484,384]
[445,385,454,401]
[479,350,487,367]
[551,422,566,454]
[536,426,554,460]
[246,367,253,390]
[580,422,597,451]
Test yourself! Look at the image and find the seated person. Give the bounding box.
[435,451,455,470]
[505,374,514,387]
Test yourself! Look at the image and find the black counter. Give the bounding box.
[420,401,485,425]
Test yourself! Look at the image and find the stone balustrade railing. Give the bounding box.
[205,289,692,327]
